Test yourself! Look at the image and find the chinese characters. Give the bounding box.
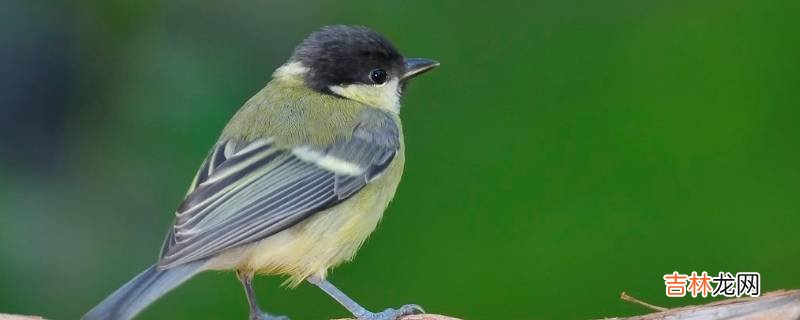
[663,271,760,298]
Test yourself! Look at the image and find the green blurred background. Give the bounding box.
[1,0,799,319]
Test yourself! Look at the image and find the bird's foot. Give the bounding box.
[356,304,424,320]
[250,311,290,320]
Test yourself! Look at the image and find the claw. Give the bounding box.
[252,312,290,320]
[359,304,424,320]
[398,304,425,315]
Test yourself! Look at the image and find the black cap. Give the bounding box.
[291,25,406,93]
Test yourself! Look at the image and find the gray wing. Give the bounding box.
[157,111,399,269]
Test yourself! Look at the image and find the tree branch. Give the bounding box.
[5,290,800,320]
[604,289,800,320]
[0,315,43,320]
[336,314,461,320]
[619,292,667,312]
[0,312,462,320]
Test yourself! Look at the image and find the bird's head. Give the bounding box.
[274,25,439,112]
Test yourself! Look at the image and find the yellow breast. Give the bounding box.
[207,134,405,287]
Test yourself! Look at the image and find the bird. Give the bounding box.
[82,25,439,320]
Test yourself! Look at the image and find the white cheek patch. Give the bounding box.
[329,78,401,113]
[292,147,365,176]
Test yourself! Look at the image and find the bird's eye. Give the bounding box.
[369,69,388,84]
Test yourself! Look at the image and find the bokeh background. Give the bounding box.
[2,0,799,319]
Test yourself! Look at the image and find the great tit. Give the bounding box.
[83,25,439,320]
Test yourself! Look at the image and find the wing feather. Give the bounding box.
[157,110,400,269]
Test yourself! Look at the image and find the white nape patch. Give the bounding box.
[329,78,401,113]
[273,61,309,79]
[292,147,364,175]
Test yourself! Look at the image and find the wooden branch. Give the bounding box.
[337,314,461,320]
[0,315,43,320]
[603,289,800,320]
[0,312,461,320]
[5,291,799,320]
[620,292,667,312]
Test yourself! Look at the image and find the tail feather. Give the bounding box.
[83,261,205,320]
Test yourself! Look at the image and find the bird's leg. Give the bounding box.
[236,270,290,320]
[307,276,423,320]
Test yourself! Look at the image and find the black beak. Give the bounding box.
[402,58,440,80]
